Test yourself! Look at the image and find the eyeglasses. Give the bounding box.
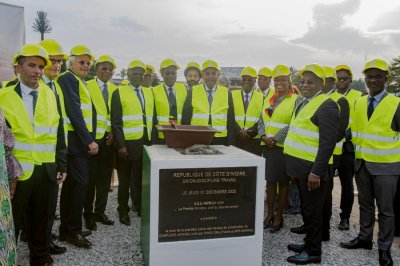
[99,67,114,72]
[50,59,63,65]
[337,77,349,81]
[77,61,92,66]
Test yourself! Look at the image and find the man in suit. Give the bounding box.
[152,58,187,144]
[284,64,339,264]
[340,59,400,266]
[57,45,98,249]
[111,60,154,224]
[184,62,201,89]
[0,44,67,266]
[334,65,362,230]
[142,64,155,88]
[232,66,263,155]
[257,67,274,100]
[181,59,235,146]
[40,38,69,256]
[83,55,118,231]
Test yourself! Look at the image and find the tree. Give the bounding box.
[32,11,52,41]
[119,68,127,79]
[349,78,367,94]
[387,56,400,94]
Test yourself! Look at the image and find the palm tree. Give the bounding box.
[32,11,52,41]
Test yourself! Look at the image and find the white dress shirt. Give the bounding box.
[20,82,38,125]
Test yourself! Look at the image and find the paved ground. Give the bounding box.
[17,178,400,265]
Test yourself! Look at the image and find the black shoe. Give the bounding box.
[379,249,393,266]
[263,216,273,229]
[94,213,114,225]
[290,224,306,234]
[85,218,97,231]
[287,250,321,265]
[288,243,305,253]
[322,232,330,242]
[58,232,68,242]
[270,220,283,233]
[66,234,92,249]
[338,219,350,230]
[49,241,67,255]
[82,230,92,237]
[340,237,372,250]
[119,214,131,226]
[20,230,27,242]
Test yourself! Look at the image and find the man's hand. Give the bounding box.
[238,129,250,140]
[261,136,276,149]
[307,173,320,191]
[9,179,17,199]
[106,132,114,146]
[88,141,99,155]
[118,147,129,160]
[56,172,67,184]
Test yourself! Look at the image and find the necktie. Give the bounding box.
[135,88,144,110]
[168,87,177,120]
[367,97,375,120]
[30,90,38,114]
[295,98,309,116]
[47,81,55,93]
[244,93,249,112]
[207,89,213,106]
[103,83,109,112]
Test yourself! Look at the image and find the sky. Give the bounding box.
[4,0,400,79]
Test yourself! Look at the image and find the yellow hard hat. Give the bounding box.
[121,79,129,85]
[323,66,338,81]
[70,45,95,61]
[300,64,325,82]
[185,61,201,71]
[362,58,390,77]
[160,58,180,71]
[241,66,257,78]
[127,60,146,72]
[13,44,51,66]
[39,39,68,60]
[335,65,353,77]
[146,64,155,75]
[272,64,291,78]
[95,55,116,69]
[202,59,220,72]
[258,67,272,77]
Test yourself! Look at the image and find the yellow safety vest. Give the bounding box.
[264,88,275,103]
[232,90,263,139]
[152,83,187,138]
[328,91,346,155]
[118,85,154,141]
[87,78,117,139]
[352,94,400,163]
[191,84,229,138]
[284,94,333,163]
[262,93,298,147]
[343,89,362,128]
[57,70,93,132]
[0,83,59,181]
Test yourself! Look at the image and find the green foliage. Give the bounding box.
[387,56,400,94]
[349,78,367,94]
[32,11,52,41]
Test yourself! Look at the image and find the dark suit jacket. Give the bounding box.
[57,70,96,156]
[181,86,236,145]
[10,84,67,181]
[354,92,400,175]
[286,98,339,180]
[111,89,150,161]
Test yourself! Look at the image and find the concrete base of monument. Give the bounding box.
[141,145,265,266]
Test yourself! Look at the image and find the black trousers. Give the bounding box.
[83,142,113,219]
[12,165,51,265]
[116,157,143,215]
[322,177,334,238]
[296,178,329,256]
[60,155,90,236]
[337,152,355,220]
[234,137,262,156]
[394,179,400,236]
[47,181,59,243]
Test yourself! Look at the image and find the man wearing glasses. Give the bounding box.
[334,65,362,232]
[57,45,98,249]
[83,55,117,232]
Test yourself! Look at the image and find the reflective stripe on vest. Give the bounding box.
[328,91,346,155]
[262,94,297,147]
[284,94,333,163]
[0,83,59,181]
[352,94,400,163]
[118,85,154,140]
[87,78,117,139]
[153,83,187,138]
[58,70,93,132]
[232,90,263,139]
[191,84,229,138]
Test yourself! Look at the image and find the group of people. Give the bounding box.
[0,38,398,266]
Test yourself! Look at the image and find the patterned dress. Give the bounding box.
[0,108,21,266]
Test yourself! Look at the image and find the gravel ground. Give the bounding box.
[17,184,400,266]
